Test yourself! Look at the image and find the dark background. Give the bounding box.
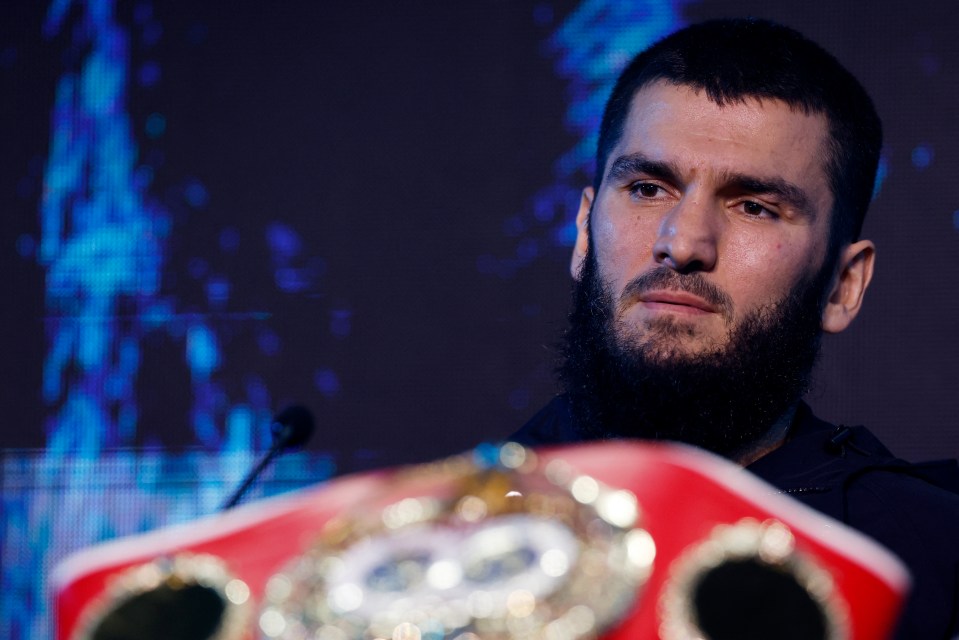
[3,0,958,468]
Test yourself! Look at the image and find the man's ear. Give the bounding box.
[821,239,876,334]
[570,187,594,280]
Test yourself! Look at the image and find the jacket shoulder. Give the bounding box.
[845,467,959,638]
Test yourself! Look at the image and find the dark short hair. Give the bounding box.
[595,18,882,249]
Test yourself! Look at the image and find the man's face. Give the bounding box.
[575,81,836,360]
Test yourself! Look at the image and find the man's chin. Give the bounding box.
[616,323,727,364]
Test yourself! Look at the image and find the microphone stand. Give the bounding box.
[220,442,286,511]
[219,405,315,512]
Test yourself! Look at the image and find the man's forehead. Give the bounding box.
[609,81,833,196]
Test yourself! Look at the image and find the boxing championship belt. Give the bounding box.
[53,441,909,640]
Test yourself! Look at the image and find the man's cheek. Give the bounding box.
[596,231,656,283]
[727,237,803,288]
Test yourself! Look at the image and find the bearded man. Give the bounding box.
[510,19,959,638]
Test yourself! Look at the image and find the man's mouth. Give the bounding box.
[637,290,717,315]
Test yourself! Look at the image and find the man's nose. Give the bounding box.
[652,197,719,273]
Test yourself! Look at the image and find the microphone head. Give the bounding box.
[270,405,315,450]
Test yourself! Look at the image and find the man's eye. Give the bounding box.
[742,200,774,217]
[630,183,663,198]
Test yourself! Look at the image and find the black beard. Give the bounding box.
[558,250,830,458]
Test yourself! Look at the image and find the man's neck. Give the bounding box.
[732,402,800,467]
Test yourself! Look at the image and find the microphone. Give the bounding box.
[269,405,315,449]
[220,405,315,511]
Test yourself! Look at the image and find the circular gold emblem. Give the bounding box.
[72,553,251,640]
[659,518,849,640]
[260,443,655,639]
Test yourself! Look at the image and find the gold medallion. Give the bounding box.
[72,553,251,640]
[260,443,655,640]
[659,518,849,640]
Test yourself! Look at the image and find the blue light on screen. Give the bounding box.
[3,1,337,637]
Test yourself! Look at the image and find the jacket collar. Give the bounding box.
[745,402,903,520]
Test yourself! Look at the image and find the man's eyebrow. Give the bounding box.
[606,153,817,216]
[722,172,814,217]
[606,153,681,185]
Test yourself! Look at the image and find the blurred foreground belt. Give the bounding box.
[53,441,909,640]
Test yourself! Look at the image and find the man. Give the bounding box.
[510,19,959,638]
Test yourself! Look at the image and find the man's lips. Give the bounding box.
[637,290,717,314]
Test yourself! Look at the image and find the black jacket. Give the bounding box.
[511,396,959,639]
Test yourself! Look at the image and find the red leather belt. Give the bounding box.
[54,441,908,639]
